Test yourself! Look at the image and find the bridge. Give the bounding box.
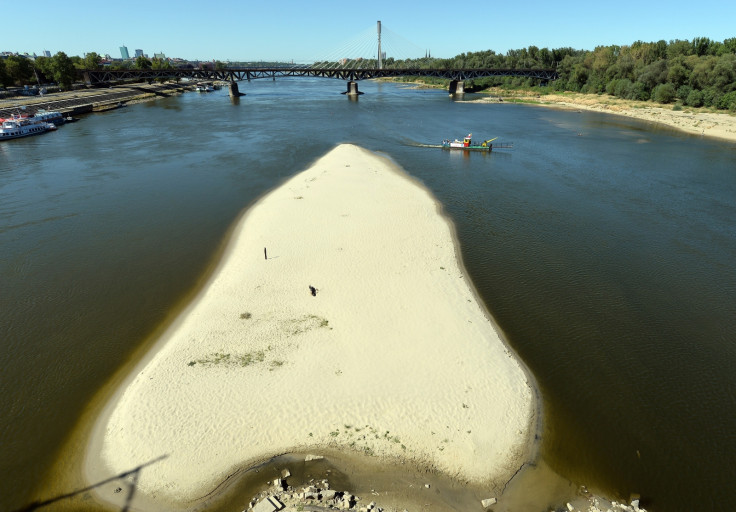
[79,66,559,96]
[78,21,559,96]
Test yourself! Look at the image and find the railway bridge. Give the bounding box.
[79,66,560,97]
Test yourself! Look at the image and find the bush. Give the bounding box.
[653,83,677,103]
[703,87,721,107]
[716,91,736,110]
[614,79,634,98]
[677,84,693,102]
[686,89,704,107]
[606,79,618,95]
[631,81,650,101]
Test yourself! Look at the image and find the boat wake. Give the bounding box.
[408,142,445,149]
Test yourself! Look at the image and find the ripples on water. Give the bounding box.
[1,80,735,512]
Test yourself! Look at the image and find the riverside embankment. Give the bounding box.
[0,82,194,119]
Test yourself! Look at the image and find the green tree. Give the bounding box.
[31,56,54,84]
[677,84,693,102]
[33,56,53,78]
[716,90,736,110]
[723,38,736,54]
[135,56,152,69]
[702,87,721,107]
[614,78,634,98]
[689,56,717,89]
[692,37,714,56]
[4,55,34,85]
[667,39,692,59]
[667,62,690,88]
[151,57,173,83]
[0,58,9,87]
[630,81,650,101]
[686,89,704,107]
[50,52,76,90]
[83,52,102,70]
[636,59,668,92]
[710,54,736,92]
[652,83,676,103]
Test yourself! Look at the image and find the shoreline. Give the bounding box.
[0,82,196,119]
[83,144,539,511]
[469,89,736,142]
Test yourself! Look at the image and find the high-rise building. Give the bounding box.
[43,50,51,58]
[135,49,143,58]
[120,45,129,60]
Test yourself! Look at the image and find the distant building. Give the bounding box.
[43,50,51,58]
[120,45,129,60]
[154,52,166,60]
[135,49,143,58]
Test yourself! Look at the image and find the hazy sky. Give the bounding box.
[3,0,734,62]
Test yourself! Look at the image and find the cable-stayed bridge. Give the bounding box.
[79,22,558,96]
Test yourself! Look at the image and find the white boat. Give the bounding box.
[32,109,65,125]
[0,116,52,140]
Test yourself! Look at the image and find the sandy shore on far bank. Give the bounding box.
[85,144,537,510]
[471,90,736,142]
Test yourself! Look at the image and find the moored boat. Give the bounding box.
[32,109,65,125]
[0,116,53,140]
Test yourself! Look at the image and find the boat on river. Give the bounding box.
[0,116,53,140]
[32,109,65,125]
[442,134,498,151]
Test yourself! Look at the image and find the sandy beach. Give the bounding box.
[471,90,736,142]
[85,144,537,510]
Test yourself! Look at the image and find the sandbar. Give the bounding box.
[472,90,736,142]
[86,144,536,509]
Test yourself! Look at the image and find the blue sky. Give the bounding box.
[3,0,734,62]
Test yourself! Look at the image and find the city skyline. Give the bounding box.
[3,0,735,62]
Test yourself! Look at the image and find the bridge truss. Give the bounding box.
[80,67,559,86]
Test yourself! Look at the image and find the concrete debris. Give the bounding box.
[243,469,646,512]
[586,497,648,512]
[245,469,371,512]
[251,495,284,512]
[481,497,497,508]
[304,454,324,461]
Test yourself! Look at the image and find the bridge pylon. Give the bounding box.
[449,80,465,95]
[229,81,245,98]
[377,21,382,70]
[342,81,363,96]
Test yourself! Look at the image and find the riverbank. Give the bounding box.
[0,82,194,119]
[470,88,736,142]
[83,143,538,511]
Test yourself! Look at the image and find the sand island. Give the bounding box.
[85,144,537,510]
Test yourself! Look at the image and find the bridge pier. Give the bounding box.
[449,80,465,95]
[229,81,245,98]
[343,81,364,96]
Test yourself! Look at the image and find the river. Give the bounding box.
[1,79,735,512]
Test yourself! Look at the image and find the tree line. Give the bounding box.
[411,37,736,111]
[0,52,175,90]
